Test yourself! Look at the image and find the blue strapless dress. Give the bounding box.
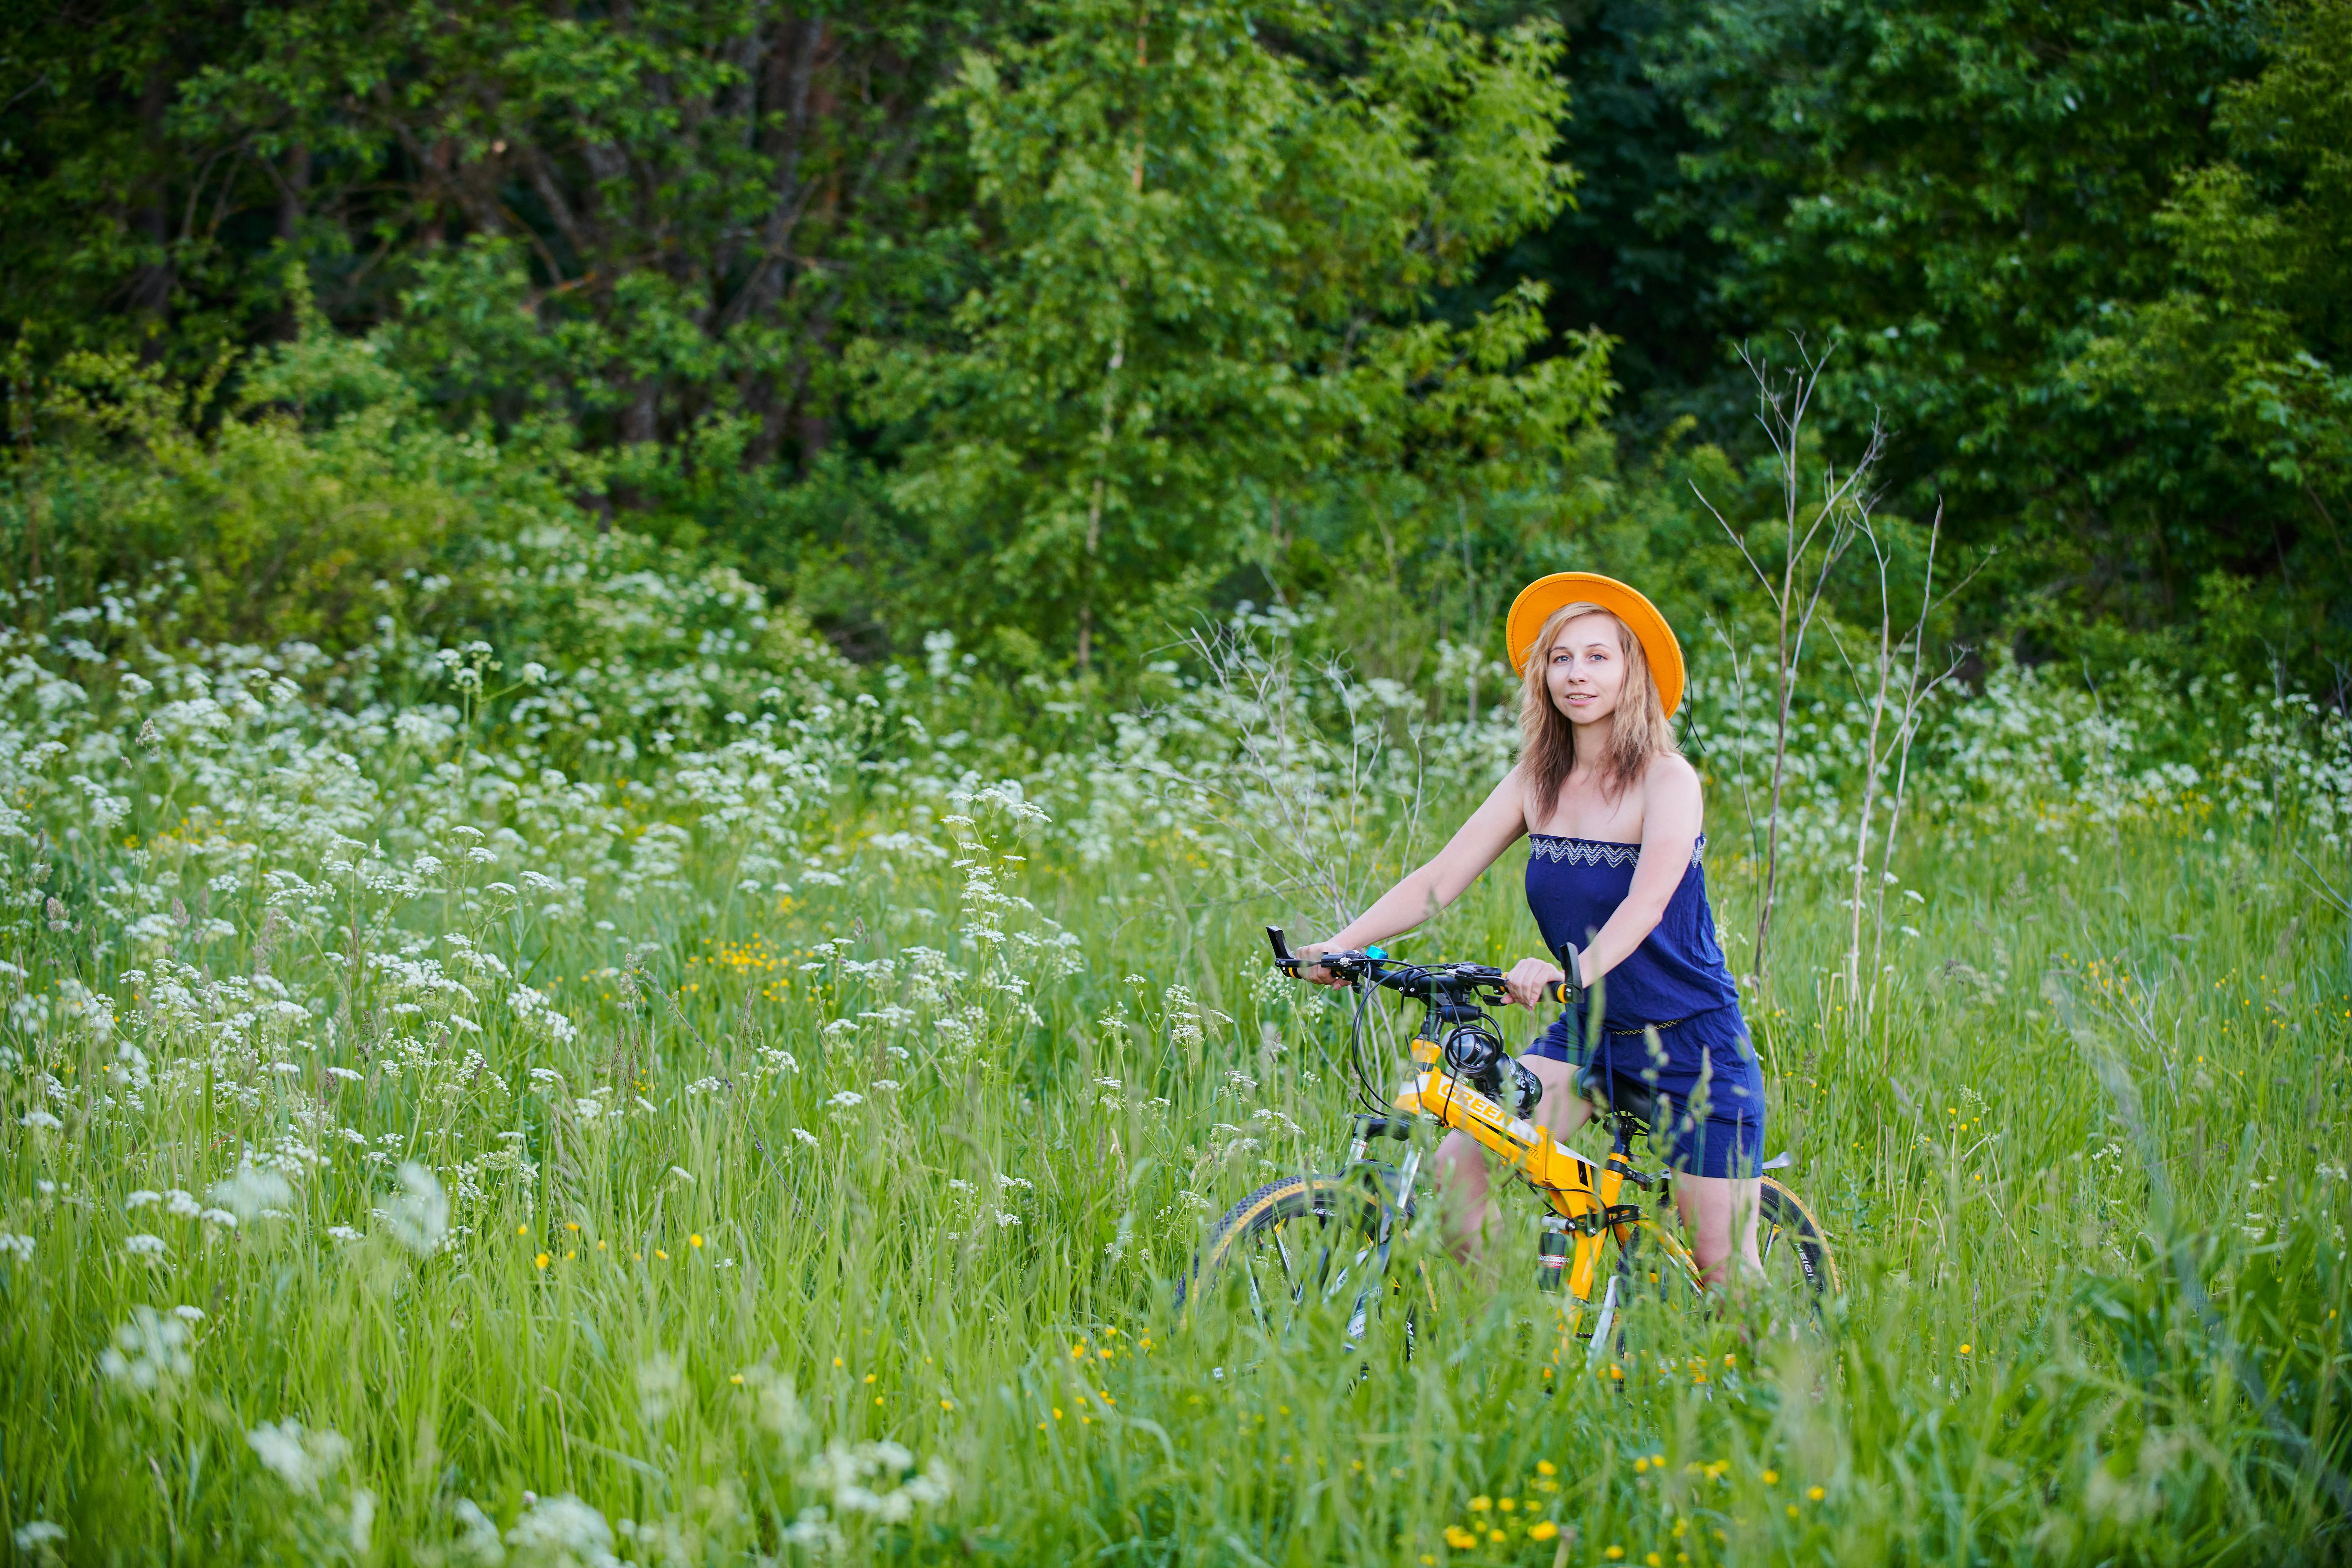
[1522,833,1766,1177]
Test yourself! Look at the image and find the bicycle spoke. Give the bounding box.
[1270,1222,1308,1297]
[1242,1249,1268,1327]
[1183,1173,1414,1352]
[1320,1241,1372,1305]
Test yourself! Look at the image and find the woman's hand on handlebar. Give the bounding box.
[1291,941,1350,987]
[1503,956,1565,1010]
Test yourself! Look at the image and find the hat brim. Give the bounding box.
[1505,573,1685,720]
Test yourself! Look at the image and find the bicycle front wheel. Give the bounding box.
[1175,1171,1409,1342]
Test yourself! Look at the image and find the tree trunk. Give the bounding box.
[127,62,176,352]
[418,138,456,248]
[275,144,311,338]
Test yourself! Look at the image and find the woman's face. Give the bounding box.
[1545,612,1628,729]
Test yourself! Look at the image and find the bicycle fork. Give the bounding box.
[1334,1142,1419,1348]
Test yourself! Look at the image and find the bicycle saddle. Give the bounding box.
[1576,1060,1659,1131]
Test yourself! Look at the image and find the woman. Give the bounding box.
[1294,573,1766,1285]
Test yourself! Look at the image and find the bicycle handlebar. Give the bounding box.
[1267,926,1499,995]
[1268,927,1587,1008]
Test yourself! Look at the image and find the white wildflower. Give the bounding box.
[738,1364,813,1450]
[636,1351,685,1426]
[209,1161,293,1223]
[349,1489,377,1554]
[99,1306,193,1389]
[505,1493,619,1568]
[800,1441,954,1524]
[782,1509,841,1553]
[12,1522,64,1552]
[125,1233,167,1258]
[0,1233,32,1262]
[246,1417,350,1495]
[451,1499,506,1566]
[384,1162,449,1256]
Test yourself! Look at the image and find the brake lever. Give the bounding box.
[1266,927,1378,986]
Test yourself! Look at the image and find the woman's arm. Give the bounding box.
[1294,767,1530,982]
[1570,754,1703,986]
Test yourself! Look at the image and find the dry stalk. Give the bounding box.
[1689,338,1879,995]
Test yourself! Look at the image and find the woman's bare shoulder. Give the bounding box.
[1643,751,1702,796]
[1488,761,1535,826]
[1637,752,1704,832]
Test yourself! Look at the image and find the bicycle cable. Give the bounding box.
[1340,976,1388,1114]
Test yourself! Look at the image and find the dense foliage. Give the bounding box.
[1633,0,2348,667]
[6,0,2348,679]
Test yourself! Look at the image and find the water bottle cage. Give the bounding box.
[1565,1203,1646,1237]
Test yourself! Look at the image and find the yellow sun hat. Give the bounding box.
[1505,572,1686,719]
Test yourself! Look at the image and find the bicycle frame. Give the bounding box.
[1383,1018,1703,1316]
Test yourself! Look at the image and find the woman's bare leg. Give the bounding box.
[1433,1126,1491,1259]
[1433,1054,1588,1263]
[1673,1173,1762,1287]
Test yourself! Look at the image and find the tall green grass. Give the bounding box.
[1,598,2347,1565]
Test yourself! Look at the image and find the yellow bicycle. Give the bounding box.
[1176,930,1838,1352]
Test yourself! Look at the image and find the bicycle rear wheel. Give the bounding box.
[1176,1171,1409,1344]
[1756,1177,1839,1303]
[1583,1180,1834,1359]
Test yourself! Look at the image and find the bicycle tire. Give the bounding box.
[1174,1171,1404,1326]
[1591,1181,1833,1347]
[1757,1177,1839,1301]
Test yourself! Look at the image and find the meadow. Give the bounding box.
[2,555,2348,1566]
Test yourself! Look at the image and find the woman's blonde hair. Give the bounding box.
[1518,601,1677,816]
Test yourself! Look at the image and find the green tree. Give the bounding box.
[0,0,990,465]
[2077,0,2352,672]
[1635,0,2274,655]
[855,0,1612,671]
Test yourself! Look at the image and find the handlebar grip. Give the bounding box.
[1553,942,1587,1008]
